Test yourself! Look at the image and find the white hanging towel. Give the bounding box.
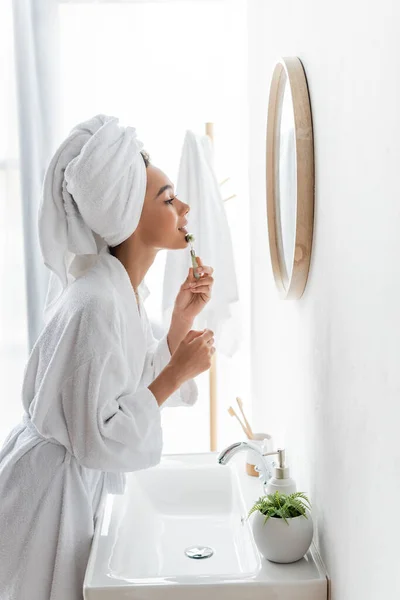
[162,130,240,357]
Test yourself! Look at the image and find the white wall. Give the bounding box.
[248,1,400,599]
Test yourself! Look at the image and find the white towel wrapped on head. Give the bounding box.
[38,114,147,322]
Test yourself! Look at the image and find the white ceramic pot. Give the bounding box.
[252,510,313,563]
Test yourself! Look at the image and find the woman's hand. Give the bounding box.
[149,329,215,406]
[169,329,215,382]
[173,257,214,322]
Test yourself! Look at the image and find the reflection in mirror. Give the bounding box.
[275,73,296,286]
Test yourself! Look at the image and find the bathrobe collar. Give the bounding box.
[97,244,150,302]
[95,245,148,382]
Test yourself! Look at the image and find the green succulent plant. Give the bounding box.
[248,491,311,525]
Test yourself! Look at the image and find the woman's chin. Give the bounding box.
[174,230,189,249]
[159,232,189,250]
[175,239,189,250]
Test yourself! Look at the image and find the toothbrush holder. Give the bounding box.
[246,433,275,479]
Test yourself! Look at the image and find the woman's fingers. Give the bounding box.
[196,265,214,276]
[200,329,214,342]
[190,287,212,298]
[185,329,205,343]
[190,275,214,288]
[180,258,214,289]
[195,256,214,277]
[180,268,196,289]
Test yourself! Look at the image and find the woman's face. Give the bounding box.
[135,165,190,250]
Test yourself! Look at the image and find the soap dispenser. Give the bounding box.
[264,448,296,495]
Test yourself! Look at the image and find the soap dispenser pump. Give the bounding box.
[264,448,296,496]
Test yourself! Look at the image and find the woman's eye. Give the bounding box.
[165,196,177,205]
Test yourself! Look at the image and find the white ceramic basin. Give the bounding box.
[108,456,260,582]
[84,452,328,600]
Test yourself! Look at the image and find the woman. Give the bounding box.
[0,115,215,600]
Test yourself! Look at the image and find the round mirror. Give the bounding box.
[266,57,314,299]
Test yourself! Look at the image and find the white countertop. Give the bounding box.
[84,451,328,600]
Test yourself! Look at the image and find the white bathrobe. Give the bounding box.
[0,246,197,600]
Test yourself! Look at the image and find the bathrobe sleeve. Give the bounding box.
[31,290,197,472]
[141,310,198,409]
[59,349,163,472]
[30,295,165,473]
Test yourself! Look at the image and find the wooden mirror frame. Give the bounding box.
[266,57,314,299]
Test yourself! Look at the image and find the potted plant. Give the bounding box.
[248,491,313,563]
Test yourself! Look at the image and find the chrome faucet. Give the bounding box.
[218,441,283,491]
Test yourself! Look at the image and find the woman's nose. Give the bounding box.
[179,200,190,215]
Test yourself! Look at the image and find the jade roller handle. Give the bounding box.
[185,233,201,280]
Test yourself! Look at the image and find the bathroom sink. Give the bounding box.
[84,453,328,600]
[108,456,260,581]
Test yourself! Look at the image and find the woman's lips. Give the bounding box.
[178,225,188,234]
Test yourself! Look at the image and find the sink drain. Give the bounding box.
[184,545,214,559]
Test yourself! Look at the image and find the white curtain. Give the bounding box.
[12,0,60,350]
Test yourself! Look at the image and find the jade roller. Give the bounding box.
[185,233,200,280]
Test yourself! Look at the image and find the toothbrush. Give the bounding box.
[185,232,201,280]
[236,397,255,440]
[228,406,253,439]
